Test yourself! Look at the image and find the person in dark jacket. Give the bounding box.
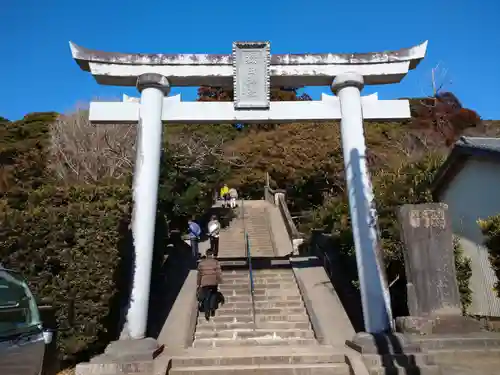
[188,218,201,259]
[197,249,222,320]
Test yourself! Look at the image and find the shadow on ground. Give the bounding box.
[306,231,365,333]
[147,231,194,339]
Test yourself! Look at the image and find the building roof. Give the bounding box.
[432,136,500,197]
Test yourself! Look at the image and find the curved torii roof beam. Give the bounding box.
[69,41,428,88]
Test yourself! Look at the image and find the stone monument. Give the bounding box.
[396,203,482,334]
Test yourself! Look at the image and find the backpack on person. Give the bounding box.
[208,218,220,238]
[189,221,201,238]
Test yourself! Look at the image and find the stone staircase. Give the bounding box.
[165,200,351,374]
[168,268,350,373]
[217,200,275,258]
[192,269,315,348]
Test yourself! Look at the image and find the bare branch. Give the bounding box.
[48,107,136,184]
[48,104,231,185]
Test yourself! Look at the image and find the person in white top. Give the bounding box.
[207,215,221,257]
[229,187,238,209]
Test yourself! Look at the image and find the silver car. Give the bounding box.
[0,267,51,375]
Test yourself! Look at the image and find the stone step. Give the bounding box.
[194,320,312,331]
[218,283,297,291]
[214,307,307,316]
[192,337,318,348]
[220,282,295,288]
[221,290,301,297]
[194,328,315,340]
[220,282,299,290]
[221,277,296,283]
[219,238,266,242]
[169,363,350,374]
[170,349,345,367]
[222,301,304,309]
[222,274,295,279]
[220,283,298,289]
[220,235,270,238]
[368,364,441,375]
[219,245,272,250]
[224,270,291,275]
[220,279,297,286]
[220,293,302,300]
[225,295,302,303]
[362,353,436,368]
[197,315,310,325]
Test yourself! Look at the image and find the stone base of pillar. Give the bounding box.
[346,332,441,375]
[75,338,164,375]
[395,314,483,335]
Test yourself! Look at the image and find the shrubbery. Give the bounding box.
[453,237,473,312]
[478,215,500,298]
[0,185,132,361]
[1,113,137,363]
[0,110,228,365]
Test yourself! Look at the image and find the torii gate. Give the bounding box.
[70,40,427,342]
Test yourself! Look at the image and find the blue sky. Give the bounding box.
[1,0,499,121]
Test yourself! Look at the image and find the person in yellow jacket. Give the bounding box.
[220,184,230,208]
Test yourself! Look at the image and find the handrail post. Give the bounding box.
[242,199,257,330]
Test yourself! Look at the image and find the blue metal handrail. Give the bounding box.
[241,200,256,328]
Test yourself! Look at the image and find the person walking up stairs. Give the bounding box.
[207,215,221,257]
[220,184,230,208]
[188,217,201,260]
[228,187,238,209]
[197,249,223,321]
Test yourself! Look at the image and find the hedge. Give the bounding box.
[478,215,500,298]
[453,236,473,313]
[0,185,133,363]
[0,112,226,365]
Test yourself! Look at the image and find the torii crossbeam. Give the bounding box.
[89,92,409,123]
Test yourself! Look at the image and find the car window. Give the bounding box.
[0,269,42,337]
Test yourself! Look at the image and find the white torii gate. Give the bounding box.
[70,40,428,342]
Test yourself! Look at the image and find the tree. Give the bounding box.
[0,112,58,205]
[412,64,481,146]
[197,86,312,131]
[49,109,135,185]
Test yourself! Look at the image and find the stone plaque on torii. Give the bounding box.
[70,41,428,345]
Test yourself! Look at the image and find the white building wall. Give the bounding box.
[439,156,500,317]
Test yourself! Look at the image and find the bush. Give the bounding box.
[0,112,57,203]
[478,215,500,298]
[0,185,132,363]
[453,237,473,313]
[0,109,228,364]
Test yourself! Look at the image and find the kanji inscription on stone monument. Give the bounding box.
[409,208,446,229]
[233,41,270,110]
